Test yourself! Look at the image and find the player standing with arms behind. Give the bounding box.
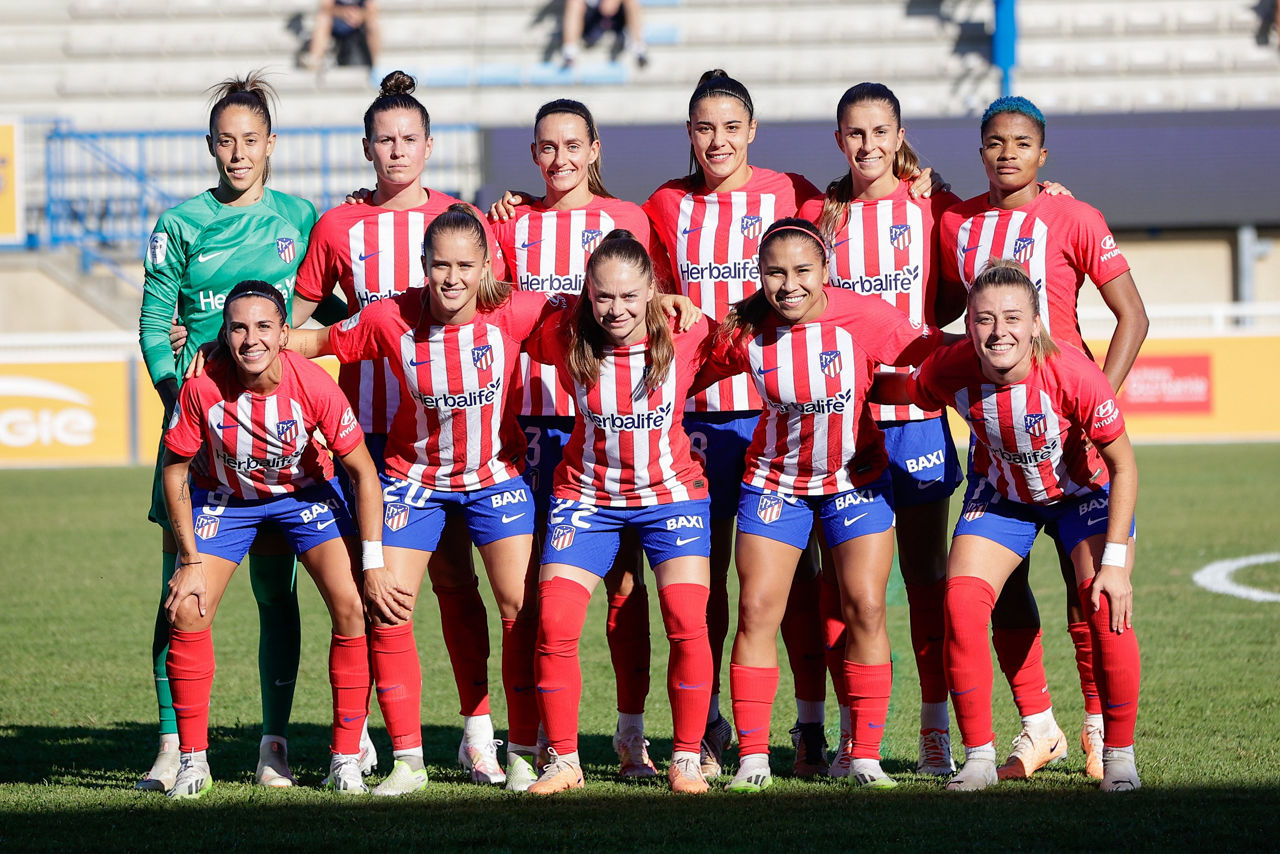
[696,219,943,791]
[876,259,1141,793]
[286,206,560,794]
[292,71,509,784]
[643,71,834,777]
[520,231,714,795]
[161,281,380,799]
[940,96,1147,781]
[487,99,661,778]
[799,82,966,777]
[136,73,317,792]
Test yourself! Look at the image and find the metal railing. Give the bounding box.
[43,123,483,284]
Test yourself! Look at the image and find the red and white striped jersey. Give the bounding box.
[909,341,1125,505]
[295,192,500,434]
[799,180,960,423]
[526,314,711,507]
[327,289,557,491]
[492,195,651,418]
[644,167,822,413]
[165,349,363,499]
[698,288,940,496]
[940,189,1129,356]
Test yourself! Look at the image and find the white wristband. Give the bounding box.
[1100,542,1127,568]
[361,540,385,572]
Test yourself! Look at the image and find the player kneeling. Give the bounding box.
[161,280,383,799]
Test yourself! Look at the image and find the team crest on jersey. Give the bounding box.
[819,350,842,378]
[550,524,575,550]
[1013,237,1035,263]
[384,503,409,532]
[472,345,494,371]
[740,215,763,240]
[962,501,987,522]
[1024,413,1047,437]
[581,228,603,253]
[276,419,299,443]
[756,495,783,524]
[889,223,911,250]
[195,514,220,540]
[276,237,296,264]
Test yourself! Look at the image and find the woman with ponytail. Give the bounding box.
[487,99,661,779]
[290,70,513,787]
[137,71,318,793]
[516,230,716,795]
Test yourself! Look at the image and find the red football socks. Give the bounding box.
[729,663,779,757]
[658,583,713,753]
[1068,620,1103,716]
[1080,579,1141,747]
[606,587,651,716]
[501,616,540,747]
[992,627,1053,716]
[167,627,215,753]
[819,578,849,705]
[944,575,998,748]
[535,577,592,755]
[844,660,893,759]
[433,579,491,717]
[905,579,948,704]
[329,633,370,755]
[370,622,422,751]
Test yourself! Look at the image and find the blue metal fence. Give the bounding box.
[43,123,482,280]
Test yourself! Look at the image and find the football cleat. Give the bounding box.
[1081,719,1105,780]
[612,729,657,778]
[372,759,429,797]
[725,763,772,793]
[503,752,538,793]
[699,714,734,778]
[1100,747,1141,792]
[789,722,830,778]
[828,731,855,778]
[135,742,180,793]
[528,749,585,795]
[946,756,998,792]
[358,724,378,776]
[997,724,1067,780]
[324,754,369,795]
[458,737,506,785]
[167,752,212,800]
[667,755,710,794]
[848,758,897,789]
[917,728,957,776]
[255,740,296,788]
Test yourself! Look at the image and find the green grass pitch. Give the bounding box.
[2,444,1279,851]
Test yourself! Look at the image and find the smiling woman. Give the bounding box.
[135,71,318,795]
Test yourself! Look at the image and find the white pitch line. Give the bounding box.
[1192,553,1280,602]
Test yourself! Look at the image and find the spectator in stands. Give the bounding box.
[561,0,647,68]
[304,0,381,72]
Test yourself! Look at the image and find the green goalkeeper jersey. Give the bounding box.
[138,187,318,388]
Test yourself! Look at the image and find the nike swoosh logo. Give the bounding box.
[917,477,943,490]
[832,236,852,248]
[951,687,976,696]
[519,239,543,249]
[409,358,431,366]
[197,250,225,263]
[675,536,700,546]
[376,684,401,694]
[219,422,238,430]
[961,245,981,254]
[274,678,296,687]
[737,726,763,736]
[316,519,336,530]
[342,715,363,723]
[1106,700,1131,709]
[676,681,705,690]
[843,512,869,527]
[867,722,884,728]
[359,251,380,261]
[682,226,704,235]
[1086,516,1107,526]
[755,366,780,376]
[502,513,526,524]
[537,686,563,694]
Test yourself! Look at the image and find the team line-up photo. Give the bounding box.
[135,65,1149,800]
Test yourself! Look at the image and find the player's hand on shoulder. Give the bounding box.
[343,187,375,206]
[487,190,527,223]
[907,166,949,199]
[169,321,189,357]
[660,293,702,331]
[184,340,223,380]
[1041,181,1074,197]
